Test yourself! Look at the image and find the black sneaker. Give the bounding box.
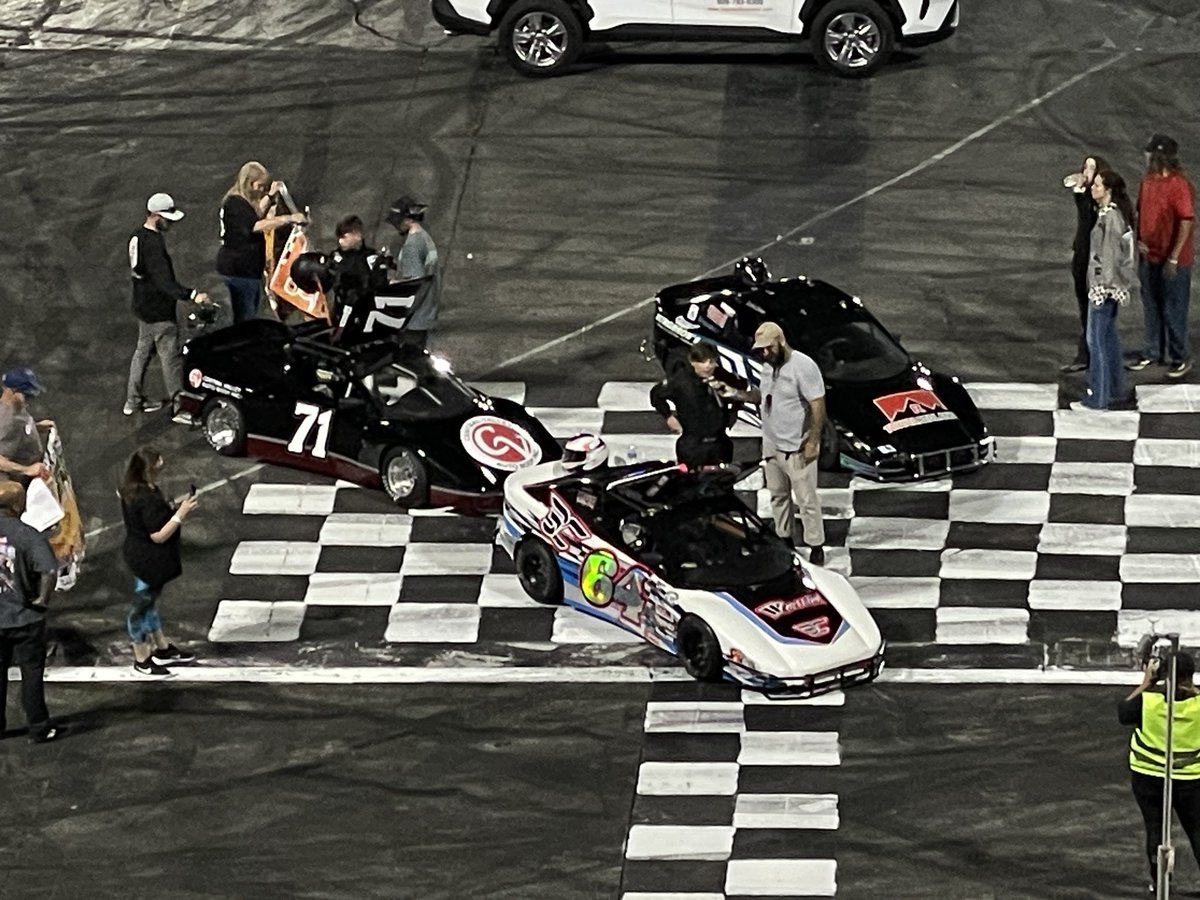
[1126,358,1155,371]
[808,545,826,566]
[133,658,174,677]
[28,726,59,744]
[1168,360,1194,379]
[152,644,197,665]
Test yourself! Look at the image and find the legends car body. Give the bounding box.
[175,308,560,513]
[433,0,958,78]
[500,459,884,697]
[649,262,994,481]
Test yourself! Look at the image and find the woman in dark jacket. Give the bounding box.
[216,161,306,323]
[119,447,198,676]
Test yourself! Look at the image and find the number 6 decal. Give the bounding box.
[289,402,333,459]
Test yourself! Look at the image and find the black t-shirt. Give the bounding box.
[1073,190,1100,260]
[0,516,58,629]
[216,195,266,278]
[649,353,734,439]
[120,486,182,588]
[129,226,192,323]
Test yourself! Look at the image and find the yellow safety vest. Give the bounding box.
[1129,691,1200,779]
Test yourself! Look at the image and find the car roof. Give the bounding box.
[559,463,753,515]
[658,273,878,333]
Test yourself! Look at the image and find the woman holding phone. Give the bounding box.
[118,447,198,676]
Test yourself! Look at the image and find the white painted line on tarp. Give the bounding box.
[20,666,1149,686]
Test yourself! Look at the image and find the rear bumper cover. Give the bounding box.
[431,0,492,35]
[901,0,958,48]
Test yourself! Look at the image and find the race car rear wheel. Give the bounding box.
[516,538,563,605]
[499,0,584,78]
[381,446,429,507]
[677,615,725,683]
[812,0,895,78]
[202,397,246,457]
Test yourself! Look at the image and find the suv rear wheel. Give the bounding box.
[812,0,895,78]
[498,0,584,78]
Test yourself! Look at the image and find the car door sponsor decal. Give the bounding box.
[752,591,843,645]
[580,549,676,637]
[460,416,543,472]
[538,491,591,557]
[188,368,243,399]
[288,401,334,459]
[872,389,958,433]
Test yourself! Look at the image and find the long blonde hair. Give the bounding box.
[223,161,269,205]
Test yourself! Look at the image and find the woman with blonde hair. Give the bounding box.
[216,161,306,322]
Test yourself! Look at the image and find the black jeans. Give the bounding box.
[676,433,733,468]
[1071,252,1090,363]
[0,619,51,737]
[1131,770,1200,880]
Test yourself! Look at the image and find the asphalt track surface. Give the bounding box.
[3,0,1200,897]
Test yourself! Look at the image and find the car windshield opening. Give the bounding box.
[649,498,794,590]
[363,359,477,418]
[813,320,909,381]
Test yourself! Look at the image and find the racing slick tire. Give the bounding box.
[498,0,584,78]
[515,537,564,605]
[676,614,726,683]
[381,446,429,507]
[202,397,247,457]
[812,0,895,78]
[818,417,840,472]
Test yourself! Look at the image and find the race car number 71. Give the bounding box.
[289,402,333,459]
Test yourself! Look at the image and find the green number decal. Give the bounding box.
[581,550,619,606]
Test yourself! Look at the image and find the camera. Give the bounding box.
[187,301,220,326]
[1137,633,1179,681]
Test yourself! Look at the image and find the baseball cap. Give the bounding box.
[147,192,185,221]
[1145,133,1179,156]
[751,322,786,350]
[386,195,428,227]
[2,367,45,398]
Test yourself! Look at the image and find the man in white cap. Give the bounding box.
[124,193,208,416]
[741,321,827,565]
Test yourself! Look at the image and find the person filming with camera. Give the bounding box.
[1119,648,1200,893]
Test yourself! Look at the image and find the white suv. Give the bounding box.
[432,0,958,78]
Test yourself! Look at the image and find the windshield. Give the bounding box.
[650,497,795,590]
[811,319,909,382]
[362,358,478,419]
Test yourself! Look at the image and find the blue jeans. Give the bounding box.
[1140,262,1192,363]
[128,578,163,643]
[224,276,262,323]
[1085,298,1124,409]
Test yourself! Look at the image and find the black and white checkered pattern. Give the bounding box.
[207,381,1200,658]
[621,683,844,898]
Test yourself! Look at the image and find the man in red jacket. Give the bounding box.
[1129,135,1195,379]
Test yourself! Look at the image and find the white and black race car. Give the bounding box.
[432,0,958,78]
[499,450,885,698]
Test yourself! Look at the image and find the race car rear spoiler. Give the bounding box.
[334,276,432,347]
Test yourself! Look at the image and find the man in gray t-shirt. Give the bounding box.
[742,322,827,565]
[386,195,442,349]
[0,368,51,486]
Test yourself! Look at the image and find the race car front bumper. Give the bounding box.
[732,642,886,700]
[842,435,995,482]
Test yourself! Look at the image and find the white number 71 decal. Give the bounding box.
[289,402,333,459]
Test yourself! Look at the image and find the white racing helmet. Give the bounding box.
[562,434,608,472]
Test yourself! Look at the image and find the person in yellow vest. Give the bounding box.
[1119,651,1200,890]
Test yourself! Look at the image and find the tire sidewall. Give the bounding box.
[499,0,584,78]
[677,614,725,682]
[812,0,895,77]
[202,397,246,457]
[516,537,564,604]
[381,446,429,506]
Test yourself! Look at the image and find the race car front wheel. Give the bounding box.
[203,398,246,457]
[382,446,429,507]
[812,0,895,78]
[516,538,564,605]
[499,0,583,78]
[677,615,725,683]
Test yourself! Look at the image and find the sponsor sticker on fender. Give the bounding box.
[188,368,204,389]
[873,389,958,434]
[460,416,542,472]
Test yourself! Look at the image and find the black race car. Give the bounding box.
[648,259,994,481]
[175,291,560,514]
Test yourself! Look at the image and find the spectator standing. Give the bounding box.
[386,196,441,349]
[1061,154,1111,372]
[741,322,827,566]
[216,161,306,323]
[1071,169,1137,411]
[0,368,51,486]
[0,482,59,743]
[118,447,198,677]
[125,193,208,416]
[649,343,737,467]
[1129,134,1196,378]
